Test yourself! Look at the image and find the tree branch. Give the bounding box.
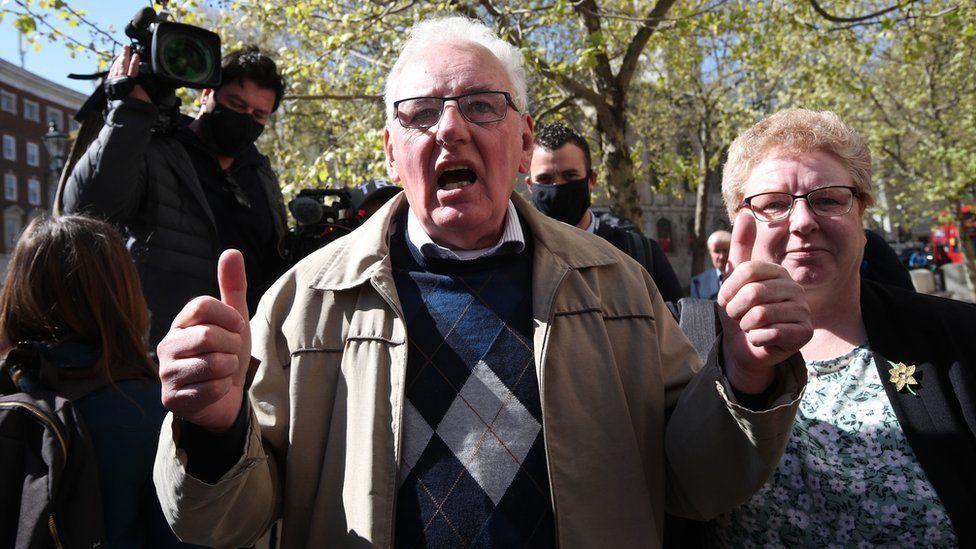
[285,93,383,102]
[573,0,617,90]
[807,0,913,23]
[617,0,678,93]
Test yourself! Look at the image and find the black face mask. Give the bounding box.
[530,176,591,226]
[200,102,265,157]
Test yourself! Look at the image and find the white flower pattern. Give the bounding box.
[709,345,956,547]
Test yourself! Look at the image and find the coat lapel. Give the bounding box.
[861,280,976,544]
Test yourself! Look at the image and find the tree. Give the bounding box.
[167,0,707,227]
[765,0,976,293]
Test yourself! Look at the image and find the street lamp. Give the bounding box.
[42,121,69,171]
[42,121,69,211]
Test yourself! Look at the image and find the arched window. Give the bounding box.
[656,218,673,253]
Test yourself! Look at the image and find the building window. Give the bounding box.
[46,107,63,130]
[2,135,15,161]
[69,118,80,132]
[1,90,16,114]
[26,142,40,167]
[4,207,24,251]
[27,178,41,206]
[4,173,17,201]
[23,100,40,123]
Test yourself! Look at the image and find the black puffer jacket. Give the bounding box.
[62,98,287,349]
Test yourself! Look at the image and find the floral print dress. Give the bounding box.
[708,344,957,548]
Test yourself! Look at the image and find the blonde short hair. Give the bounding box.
[721,109,874,220]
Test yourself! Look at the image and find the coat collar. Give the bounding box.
[310,191,620,292]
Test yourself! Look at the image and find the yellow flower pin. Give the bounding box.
[888,361,919,395]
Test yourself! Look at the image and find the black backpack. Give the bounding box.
[596,222,655,275]
[0,346,105,549]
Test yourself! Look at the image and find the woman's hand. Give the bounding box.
[718,210,812,394]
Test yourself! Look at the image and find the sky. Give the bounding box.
[0,1,153,94]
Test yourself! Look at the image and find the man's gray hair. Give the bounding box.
[384,16,528,122]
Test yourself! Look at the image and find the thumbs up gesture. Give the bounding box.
[717,211,813,394]
[158,250,252,432]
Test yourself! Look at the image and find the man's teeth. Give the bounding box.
[442,180,474,191]
[438,166,477,190]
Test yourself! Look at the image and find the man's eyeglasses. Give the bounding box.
[741,185,860,223]
[393,91,519,129]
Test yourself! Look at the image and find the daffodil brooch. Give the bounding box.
[888,361,919,396]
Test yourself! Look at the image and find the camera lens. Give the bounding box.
[158,33,215,84]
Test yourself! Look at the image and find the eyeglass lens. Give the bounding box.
[396,92,510,128]
[749,187,854,221]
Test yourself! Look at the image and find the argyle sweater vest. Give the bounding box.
[390,224,555,548]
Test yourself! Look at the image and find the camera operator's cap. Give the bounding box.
[350,178,402,211]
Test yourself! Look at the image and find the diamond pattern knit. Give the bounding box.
[391,225,555,548]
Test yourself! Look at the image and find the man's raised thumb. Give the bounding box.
[218,249,249,322]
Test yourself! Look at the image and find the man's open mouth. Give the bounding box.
[437,167,477,191]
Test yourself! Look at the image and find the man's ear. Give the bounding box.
[517,114,535,174]
[588,169,597,190]
[383,127,400,182]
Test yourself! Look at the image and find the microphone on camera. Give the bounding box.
[289,196,324,226]
[125,7,156,42]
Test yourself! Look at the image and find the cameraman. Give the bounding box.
[63,45,288,350]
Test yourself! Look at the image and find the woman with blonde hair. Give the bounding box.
[707,109,975,546]
[0,214,196,548]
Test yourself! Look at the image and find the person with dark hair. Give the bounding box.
[63,44,289,350]
[527,122,684,302]
[0,215,197,548]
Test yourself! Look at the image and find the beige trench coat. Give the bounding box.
[154,193,805,548]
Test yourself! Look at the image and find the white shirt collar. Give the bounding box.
[406,199,525,262]
[584,209,598,234]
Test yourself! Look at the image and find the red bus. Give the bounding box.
[930,204,976,264]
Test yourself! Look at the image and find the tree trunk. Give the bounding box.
[691,152,715,275]
[597,102,642,227]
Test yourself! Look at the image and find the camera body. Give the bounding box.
[125,7,222,92]
[284,188,359,265]
[283,182,403,266]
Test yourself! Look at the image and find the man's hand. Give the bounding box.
[158,250,252,432]
[107,45,151,103]
[717,210,812,394]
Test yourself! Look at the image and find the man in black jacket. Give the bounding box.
[526,123,683,302]
[63,45,288,349]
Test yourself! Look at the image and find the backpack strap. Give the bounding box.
[667,297,721,361]
[626,230,654,275]
[597,223,656,275]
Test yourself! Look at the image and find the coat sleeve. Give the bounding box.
[153,288,292,548]
[653,277,806,520]
[62,98,155,222]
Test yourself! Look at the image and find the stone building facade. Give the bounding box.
[594,182,729,294]
[0,58,86,274]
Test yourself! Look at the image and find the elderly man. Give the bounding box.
[153,17,811,548]
[691,230,732,299]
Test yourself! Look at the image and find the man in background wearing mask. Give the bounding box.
[527,123,683,302]
[64,45,287,349]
